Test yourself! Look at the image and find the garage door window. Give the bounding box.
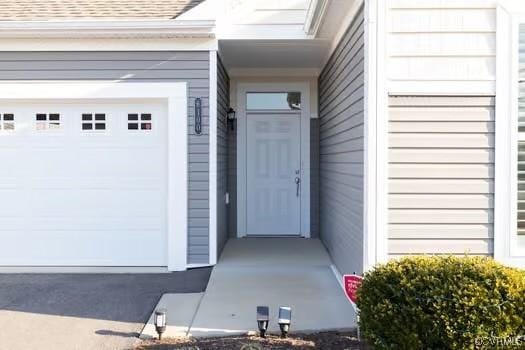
[128,113,152,131]
[82,113,107,132]
[36,113,61,131]
[0,113,14,131]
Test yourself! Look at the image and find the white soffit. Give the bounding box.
[219,39,330,70]
[316,0,360,43]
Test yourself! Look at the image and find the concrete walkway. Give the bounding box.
[141,238,356,339]
[0,269,211,350]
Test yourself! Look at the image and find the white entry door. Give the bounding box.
[246,113,301,235]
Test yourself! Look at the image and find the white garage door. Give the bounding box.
[0,101,168,266]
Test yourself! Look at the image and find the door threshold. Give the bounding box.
[243,235,304,238]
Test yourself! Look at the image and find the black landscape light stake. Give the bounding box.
[256,306,269,338]
[278,306,292,338]
[154,309,167,340]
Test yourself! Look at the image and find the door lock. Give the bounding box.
[295,177,301,197]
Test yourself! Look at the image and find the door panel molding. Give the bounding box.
[246,113,301,235]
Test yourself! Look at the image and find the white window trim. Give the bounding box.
[0,81,188,271]
[236,82,311,238]
[495,7,525,268]
[209,51,218,265]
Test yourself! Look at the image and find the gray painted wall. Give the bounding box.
[388,96,495,257]
[217,55,230,257]
[0,51,210,265]
[318,6,365,275]
[310,119,320,238]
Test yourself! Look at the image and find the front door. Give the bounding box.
[246,112,301,235]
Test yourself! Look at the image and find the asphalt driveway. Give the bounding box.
[0,268,211,350]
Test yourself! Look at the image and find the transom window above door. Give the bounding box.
[246,92,301,110]
[36,113,61,131]
[82,113,107,131]
[0,113,15,131]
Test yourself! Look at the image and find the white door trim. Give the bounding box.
[209,51,218,265]
[494,7,525,268]
[236,82,311,238]
[0,81,188,271]
[363,0,389,271]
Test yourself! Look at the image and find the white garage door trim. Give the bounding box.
[0,81,188,272]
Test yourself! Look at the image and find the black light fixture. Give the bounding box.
[154,309,167,340]
[227,107,236,130]
[256,306,269,338]
[278,306,292,338]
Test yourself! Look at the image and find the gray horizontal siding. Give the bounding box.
[217,54,230,258]
[388,96,495,257]
[310,119,320,238]
[0,51,210,265]
[318,5,365,275]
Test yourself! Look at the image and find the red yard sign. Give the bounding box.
[343,274,363,305]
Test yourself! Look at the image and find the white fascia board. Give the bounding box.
[0,19,215,39]
[304,0,329,36]
[0,37,218,51]
[218,25,309,40]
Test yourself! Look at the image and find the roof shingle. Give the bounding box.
[0,0,205,21]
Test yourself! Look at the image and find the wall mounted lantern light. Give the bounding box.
[227,107,236,130]
[154,309,167,340]
[256,306,269,338]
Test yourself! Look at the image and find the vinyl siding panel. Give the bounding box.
[318,5,364,275]
[388,96,495,258]
[0,51,210,265]
[310,119,320,238]
[387,0,497,94]
[217,55,230,258]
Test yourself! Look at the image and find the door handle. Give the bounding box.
[295,177,301,197]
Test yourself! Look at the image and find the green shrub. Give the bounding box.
[356,256,525,350]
